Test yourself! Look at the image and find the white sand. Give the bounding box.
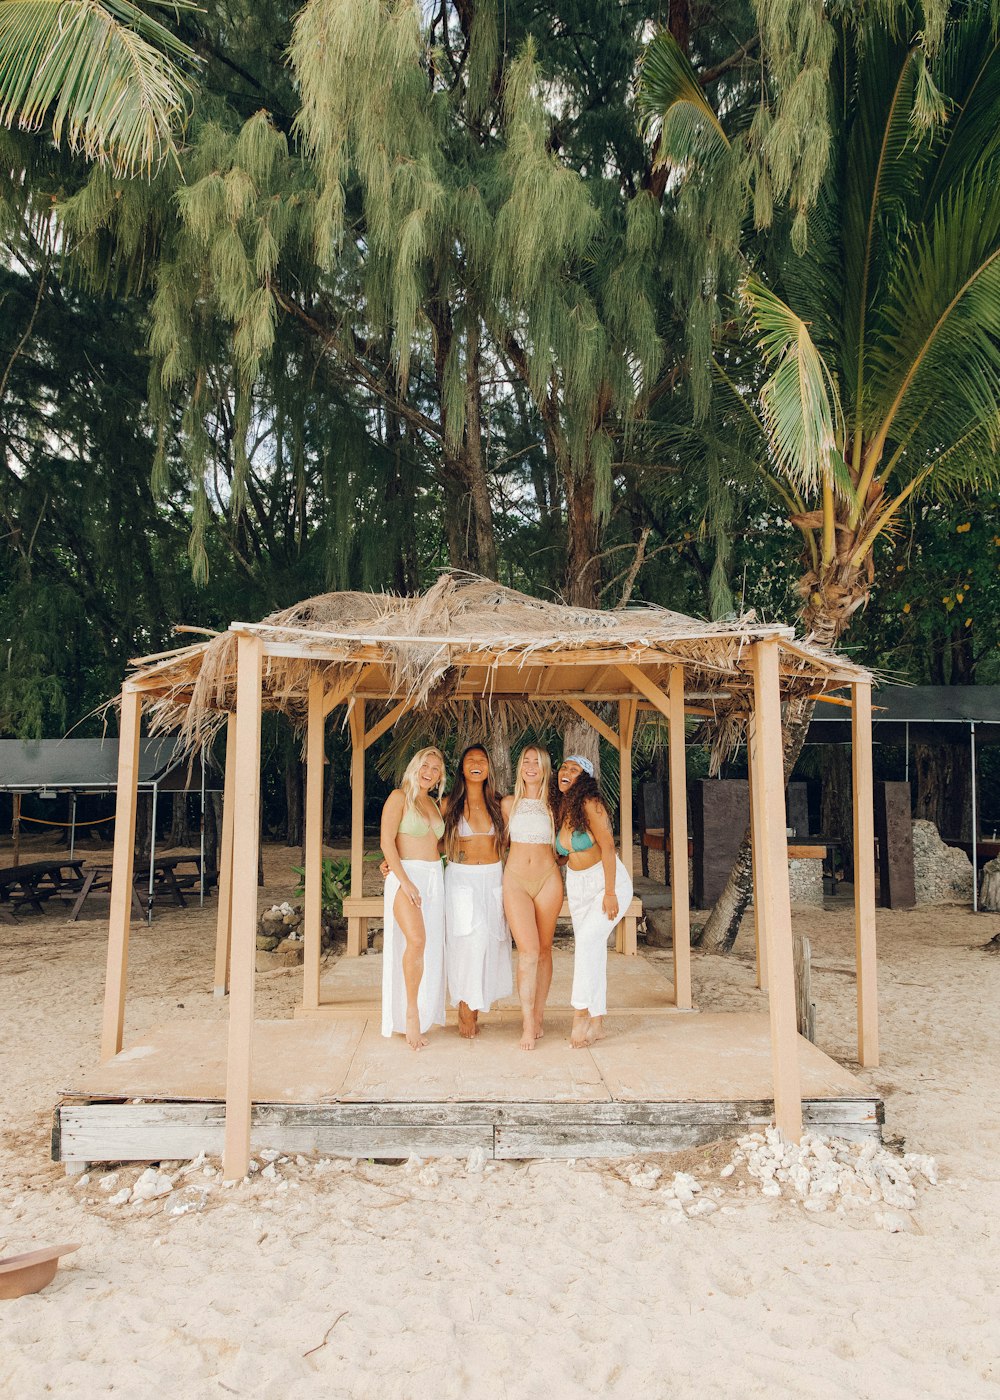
[2,839,999,1398]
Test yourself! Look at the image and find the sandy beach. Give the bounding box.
[2,839,999,1399]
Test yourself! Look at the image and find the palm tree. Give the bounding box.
[0,0,195,176]
[638,4,1000,947]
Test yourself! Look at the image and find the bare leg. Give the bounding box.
[587,1015,605,1044]
[571,1009,591,1049]
[504,882,540,1050]
[531,869,562,1039]
[393,890,427,1050]
[458,1001,479,1038]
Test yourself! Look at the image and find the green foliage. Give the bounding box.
[292,852,381,916]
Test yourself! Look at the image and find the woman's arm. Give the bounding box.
[586,798,620,921]
[381,790,420,905]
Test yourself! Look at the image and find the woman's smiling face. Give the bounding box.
[519,748,542,783]
[463,749,489,783]
[418,755,443,790]
[558,760,584,792]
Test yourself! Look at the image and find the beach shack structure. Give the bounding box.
[74,575,879,1180]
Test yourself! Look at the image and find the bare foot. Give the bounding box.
[570,1011,591,1049]
[458,1002,479,1038]
[534,1016,545,1040]
[405,1012,428,1051]
[587,1015,605,1045]
[520,1019,536,1051]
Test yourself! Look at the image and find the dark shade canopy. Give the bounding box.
[0,738,222,792]
[808,685,1000,746]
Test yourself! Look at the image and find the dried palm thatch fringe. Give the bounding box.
[122,572,869,763]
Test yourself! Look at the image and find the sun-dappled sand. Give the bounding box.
[2,837,999,1398]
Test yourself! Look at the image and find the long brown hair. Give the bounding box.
[553,771,607,837]
[443,745,506,861]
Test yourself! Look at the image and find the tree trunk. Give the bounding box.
[819,745,854,880]
[565,470,599,607]
[697,691,816,952]
[168,793,190,848]
[284,749,303,847]
[323,743,337,842]
[914,743,970,840]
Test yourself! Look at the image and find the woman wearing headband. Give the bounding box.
[380,747,447,1050]
[554,754,633,1048]
[501,746,561,1051]
[441,745,512,1037]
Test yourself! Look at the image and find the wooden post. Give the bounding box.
[212,714,237,997]
[346,699,366,957]
[852,680,879,1067]
[222,633,264,1182]
[748,639,802,1142]
[747,754,768,991]
[100,685,142,1061]
[667,666,692,1010]
[616,700,638,955]
[303,673,325,1010]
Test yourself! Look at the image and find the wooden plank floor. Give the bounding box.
[56,1000,883,1164]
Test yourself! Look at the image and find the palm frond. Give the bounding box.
[0,0,196,176]
[636,27,730,169]
[741,274,845,500]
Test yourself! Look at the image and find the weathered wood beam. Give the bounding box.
[364,697,414,749]
[852,681,879,1067]
[564,698,620,750]
[347,700,367,958]
[302,674,325,1014]
[667,666,692,1009]
[212,713,237,998]
[222,633,264,1182]
[100,684,142,1061]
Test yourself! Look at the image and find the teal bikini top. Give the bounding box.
[555,828,595,856]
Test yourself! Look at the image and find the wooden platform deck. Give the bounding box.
[55,955,882,1165]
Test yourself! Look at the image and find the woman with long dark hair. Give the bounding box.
[554,755,633,1048]
[441,745,512,1037]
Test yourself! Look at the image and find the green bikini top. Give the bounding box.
[555,827,595,856]
[398,800,445,840]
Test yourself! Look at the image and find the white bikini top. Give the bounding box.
[458,813,495,838]
[507,798,553,845]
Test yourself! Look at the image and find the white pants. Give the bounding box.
[566,858,633,1017]
[382,860,446,1038]
[445,862,512,1012]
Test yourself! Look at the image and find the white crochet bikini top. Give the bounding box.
[507,798,553,845]
[458,813,495,837]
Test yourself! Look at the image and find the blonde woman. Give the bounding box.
[442,745,512,1038]
[380,747,447,1050]
[501,746,562,1051]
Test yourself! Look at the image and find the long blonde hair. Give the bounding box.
[510,745,554,834]
[400,746,445,815]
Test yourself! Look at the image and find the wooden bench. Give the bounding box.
[0,859,85,916]
[343,892,643,958]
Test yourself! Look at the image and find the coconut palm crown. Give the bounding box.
[639,2,1000,648]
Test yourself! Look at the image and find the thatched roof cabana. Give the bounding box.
[127,572,869,747]
[101,573,878,1182]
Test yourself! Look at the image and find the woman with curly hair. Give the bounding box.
[441,745,512,1037]
[554,755,633,1048]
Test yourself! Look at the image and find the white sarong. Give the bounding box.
[444,861,512,1012]
[382,859,447,1038]
[566,857,633,1017]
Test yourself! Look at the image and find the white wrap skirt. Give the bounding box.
[381,859,447,1038]
[566,857,633,1017]
[444,861,513,1012]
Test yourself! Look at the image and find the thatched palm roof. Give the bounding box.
[126,574,868,751]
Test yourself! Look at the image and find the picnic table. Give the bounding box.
[0,859,86,916]
[69,853,216,922]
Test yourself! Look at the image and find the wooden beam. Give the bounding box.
[222,633,264,1182]
[747,757,768,992]
[303,674,326,1013]
[364,696,414,749]
[100,685,142,1061]
[212,713,237,997]
[852,681,879,1067]
[564,698,621,750]
[616,663,676,721]
[667,666,692,1009]
[748,639,802,1142]
[347,699,367,957]
[616,699,638,956]
[322,672,360,717]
